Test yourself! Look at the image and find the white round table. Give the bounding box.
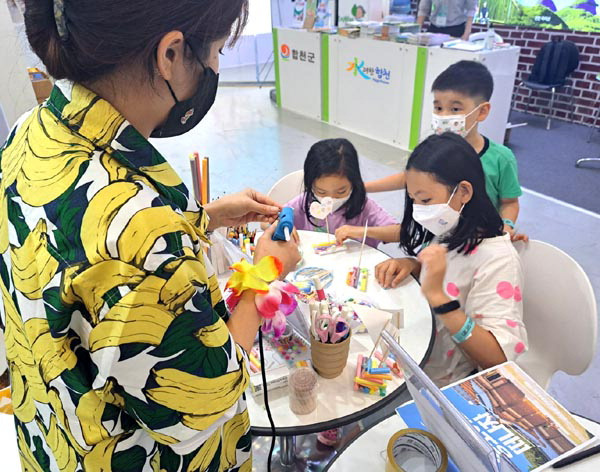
[246,230,435,465]
[326,413,600,471]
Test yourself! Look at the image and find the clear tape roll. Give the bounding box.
[386,429,448,472]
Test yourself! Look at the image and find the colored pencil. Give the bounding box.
[194,153,203,204]
[201,156,209,204]
[189,154,200,201]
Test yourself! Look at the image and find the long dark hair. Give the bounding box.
[400,132,503,256]
[24,0,248,83]
[302,138,367,227]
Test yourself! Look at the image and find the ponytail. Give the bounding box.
[23,0,248,83]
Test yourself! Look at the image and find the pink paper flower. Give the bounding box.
[256,281,300,338]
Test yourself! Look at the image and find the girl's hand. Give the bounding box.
[511,232,529,242]
[335,225,358,245]
[375,258,420,289]
[417,245,448,304]
[253,222,300,278]
[204,189,282,231]
[504,225,529,243]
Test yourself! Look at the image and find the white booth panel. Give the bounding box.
[276,28,322,120]
[329,36,412,147]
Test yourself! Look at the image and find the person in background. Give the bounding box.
[375,133,527,387]
[0,0,300,470]
[417,0,477,39]
[366,61,526,241]
[284,138,400,248]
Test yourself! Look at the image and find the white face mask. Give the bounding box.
[431,104,482,138]
[315,192,352,213]
[412,186,463,236]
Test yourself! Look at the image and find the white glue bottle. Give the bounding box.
[484,28,496,50]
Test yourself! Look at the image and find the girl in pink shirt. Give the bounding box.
[285,138,399,248]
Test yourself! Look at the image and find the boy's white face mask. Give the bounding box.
[431,104,482,138]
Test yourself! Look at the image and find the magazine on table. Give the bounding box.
[384,329,596,472]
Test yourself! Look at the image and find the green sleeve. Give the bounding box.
[498,150,522,199]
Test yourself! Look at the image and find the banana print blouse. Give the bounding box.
[0,81,251,471]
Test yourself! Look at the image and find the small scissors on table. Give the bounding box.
[315,311,350,344]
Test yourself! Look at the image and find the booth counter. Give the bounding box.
[273,27,520,150]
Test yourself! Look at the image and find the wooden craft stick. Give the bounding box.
[357,220,368,269]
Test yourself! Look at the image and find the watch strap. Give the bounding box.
[432,300,460,315]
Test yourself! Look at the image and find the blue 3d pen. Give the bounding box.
[272,207,294,242]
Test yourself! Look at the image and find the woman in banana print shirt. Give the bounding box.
[0,1,299,470]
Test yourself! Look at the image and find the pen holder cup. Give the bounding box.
[288,367,318,415]
[310,331,351,379]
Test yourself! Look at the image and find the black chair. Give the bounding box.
[513,38,579,130]
[576,74,600,169]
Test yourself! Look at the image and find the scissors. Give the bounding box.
[315,308,350,344]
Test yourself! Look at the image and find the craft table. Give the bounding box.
[246,230,435,466]
[326,411,600,471]
[0,231,436,470]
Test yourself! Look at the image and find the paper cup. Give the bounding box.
[310,331,351,379]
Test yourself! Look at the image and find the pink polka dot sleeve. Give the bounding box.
[464,252,529,362]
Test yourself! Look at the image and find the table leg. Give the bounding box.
[279,435,297,468]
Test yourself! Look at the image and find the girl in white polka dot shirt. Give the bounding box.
[376,132,528,387]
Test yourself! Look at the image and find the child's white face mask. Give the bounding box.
[431,104,482,138]
[330,193,352,212]
[412,186,463,236]
[316,192,352,213]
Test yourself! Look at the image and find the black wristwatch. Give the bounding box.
[432,300,460,315]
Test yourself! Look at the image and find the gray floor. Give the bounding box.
[507,110,600,213]
[152,86,600,471]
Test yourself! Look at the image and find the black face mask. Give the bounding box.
[151,65,219,138]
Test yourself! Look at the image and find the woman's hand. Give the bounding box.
[417,244,449,305]
[204,189,282,231]
[375,258,420,289]
[335,225,358,245]
[253,222,300,278]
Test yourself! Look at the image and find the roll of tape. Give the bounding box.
[386,429,448,472]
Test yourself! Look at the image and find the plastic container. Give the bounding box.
[288,367,319,415]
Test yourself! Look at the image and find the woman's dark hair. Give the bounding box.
[24,0,248,83]
[302,138,367,227]
[400,132,503,256]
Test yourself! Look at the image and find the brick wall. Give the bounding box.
[409,0,600,126]
[470,24,600,127]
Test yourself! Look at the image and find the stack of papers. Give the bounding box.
[407,33,452,46]
[442,39,484,51]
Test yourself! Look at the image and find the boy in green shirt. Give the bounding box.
[367,60,524,239]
